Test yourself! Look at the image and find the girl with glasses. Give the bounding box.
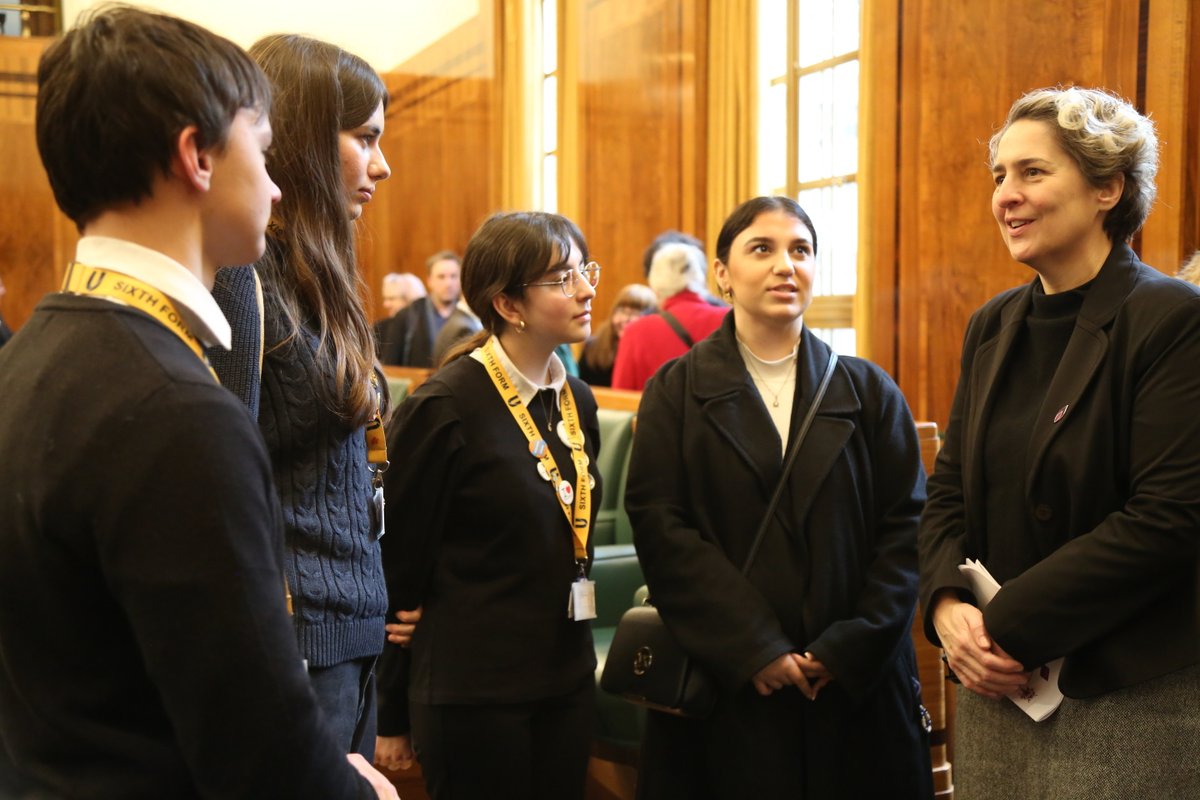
[377,211,603,799]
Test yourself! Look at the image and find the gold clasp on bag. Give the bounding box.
[633,646,654,676]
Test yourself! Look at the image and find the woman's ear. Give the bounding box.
[1096,173,1125,211]
[492,292,525,330]
[713,259,731,297]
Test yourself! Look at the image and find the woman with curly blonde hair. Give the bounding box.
[920,87,1200,798]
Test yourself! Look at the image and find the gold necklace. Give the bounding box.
[739,340,797,408]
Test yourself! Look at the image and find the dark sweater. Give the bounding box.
[212,266,387,669]
[0,293,369,799]
[207,265,262,416]
[378,355,601,726]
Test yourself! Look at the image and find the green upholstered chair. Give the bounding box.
[385,375,412,411]
[592,408,635,546]
[589,408,646,758]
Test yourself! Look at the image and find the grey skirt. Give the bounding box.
[955,663,1200,800]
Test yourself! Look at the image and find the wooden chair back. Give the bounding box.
[914,421,953,799]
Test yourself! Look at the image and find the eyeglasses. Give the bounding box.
[522,262,601,298]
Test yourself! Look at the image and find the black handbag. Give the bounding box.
[600,352,839,719]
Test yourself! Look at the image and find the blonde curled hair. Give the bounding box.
[989,86,1158,242]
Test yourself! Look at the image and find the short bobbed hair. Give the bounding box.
[445,212,589,364]
[36,5,270,227]
[989,87,1158,243]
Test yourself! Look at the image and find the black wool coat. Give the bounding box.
[919,243,1200,698]
[626,313,931,798]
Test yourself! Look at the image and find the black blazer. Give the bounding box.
[920,243,1200,698]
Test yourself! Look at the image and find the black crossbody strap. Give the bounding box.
[657,310,695,347]
[740,350,838,575]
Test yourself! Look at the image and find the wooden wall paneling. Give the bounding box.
[1190,9,1200,260]
[359,7,500,321]
[677,0,705,251]
[570,0,706,325]
[1141,0,1197,272]
[0,36,75,332]
[859,0,901,374]
[895,0,1143,427]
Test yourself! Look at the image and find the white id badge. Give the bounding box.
[372,486,386,539]
[569,579,597,621]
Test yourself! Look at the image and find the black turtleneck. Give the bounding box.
[982,278,1089,584]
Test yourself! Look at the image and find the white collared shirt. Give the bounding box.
[471,334,566,405]
[74,236,232,349]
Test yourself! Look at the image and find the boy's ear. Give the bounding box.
[171,125,214,192]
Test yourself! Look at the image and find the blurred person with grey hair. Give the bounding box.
[375,271,426,356]
[382,271,425,316]
[380,250,462,366]
[611,241,728,390]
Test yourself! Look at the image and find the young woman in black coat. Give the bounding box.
[626,196,932,798]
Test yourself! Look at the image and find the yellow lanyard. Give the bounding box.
[62,262,217,382]
[365,372,389,490]
[480,339,592,563]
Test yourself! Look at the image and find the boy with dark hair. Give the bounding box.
[0,8,396,798]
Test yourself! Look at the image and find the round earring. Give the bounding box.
[517,319,527,333]
[722,287,734,301]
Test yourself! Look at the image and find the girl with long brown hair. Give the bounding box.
[209,33,392,759]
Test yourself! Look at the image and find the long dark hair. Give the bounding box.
[444,211,589,365]
[250,34,388,426]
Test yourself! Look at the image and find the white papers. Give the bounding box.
[958,559,1064,722]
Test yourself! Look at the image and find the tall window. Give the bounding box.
[757,0,860,354]
[539,0,558,212]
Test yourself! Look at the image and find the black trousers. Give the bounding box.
[410,678,595,800]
